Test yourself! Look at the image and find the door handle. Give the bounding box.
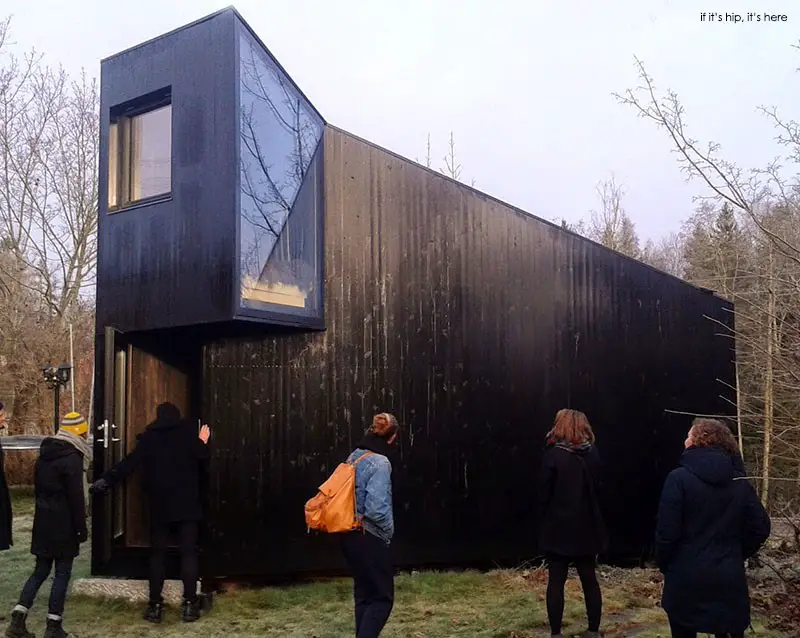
[98,420,120,449]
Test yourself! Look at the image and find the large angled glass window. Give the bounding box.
[238,26,324,319]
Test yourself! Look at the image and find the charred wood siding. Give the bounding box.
[202,127,734,577]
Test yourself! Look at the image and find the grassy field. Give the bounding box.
[0,488,785,637]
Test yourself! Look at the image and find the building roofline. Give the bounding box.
[232,9,325,124]
[327,124,731,303]
[101,6,235,63]
[99,8,726,305]
[100,6,325,124]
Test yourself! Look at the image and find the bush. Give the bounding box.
[4,450,35,486]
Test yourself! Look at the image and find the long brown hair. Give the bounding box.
[689,418,738,455]
[549,409,595,445]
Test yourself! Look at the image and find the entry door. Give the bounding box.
[97,326,125,565]
[99,327,191,551]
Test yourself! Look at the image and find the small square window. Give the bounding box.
[108,93,172,210]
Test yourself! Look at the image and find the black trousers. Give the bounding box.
[18,556,74,616]
[668,617,744,638]
[149,520,199,603]
[545,553,602,635]
[341,531,394,638]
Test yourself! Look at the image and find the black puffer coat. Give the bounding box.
[537,442,607,557]
[0,438,12,550]
[31,438,87,559]
[102,404,209,524]
[656,446,771,634]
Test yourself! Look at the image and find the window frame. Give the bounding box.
[108,89,173,212]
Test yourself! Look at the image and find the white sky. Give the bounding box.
[3,0,798,241]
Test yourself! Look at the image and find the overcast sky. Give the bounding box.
[3,0,797,242]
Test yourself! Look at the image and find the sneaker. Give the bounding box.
[181,598,200,623]
[5,610,34,638]
[143,601,164,624]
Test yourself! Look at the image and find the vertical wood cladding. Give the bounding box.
[202,127,735,577]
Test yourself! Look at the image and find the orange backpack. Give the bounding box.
[305,452,374,533]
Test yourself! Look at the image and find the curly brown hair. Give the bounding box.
[550,409,595,445]
[689,418,739,455]
[370,413,400,439]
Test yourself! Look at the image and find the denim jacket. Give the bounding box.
[347,448,394,544]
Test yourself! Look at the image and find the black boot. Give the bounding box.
[42,617,68,638]
[198,592,213,614]
[142,601,164,624]
[5,610,35,638]
[181,598,200,623]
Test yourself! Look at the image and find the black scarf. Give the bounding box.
[355,432,397,465]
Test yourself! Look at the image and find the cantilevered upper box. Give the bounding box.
[98,7,325,331]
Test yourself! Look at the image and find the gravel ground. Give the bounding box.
[72,579,197,605]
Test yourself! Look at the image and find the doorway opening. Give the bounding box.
[99,326,200,551]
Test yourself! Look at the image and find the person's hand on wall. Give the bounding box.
[199,425,211,445]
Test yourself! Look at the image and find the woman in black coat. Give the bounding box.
[656,418,771,638]
[0,402,12,552]
[538,409,607,638]
[91,402,211,624]
[7,412,92,638]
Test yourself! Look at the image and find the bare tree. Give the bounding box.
[613,56,800,264]
[417,132,476,187]
[0,17,98,432]
[440,131,463,182]
[0,18,98,321]
[414,133,432,169]
[585,174,640,258]
[558,218,588,236]
[0,244,95,431]
[616,50,800,511]
[640,232,686,277]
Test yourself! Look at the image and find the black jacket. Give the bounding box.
[537,442,607,557]
[102,411,209,525]
[656,446,771,633]
[31,438,87,559]
[0,438,12,550]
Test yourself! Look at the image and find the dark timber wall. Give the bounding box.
[201,126,735,577]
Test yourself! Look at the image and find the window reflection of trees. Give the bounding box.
[239,34,322,311]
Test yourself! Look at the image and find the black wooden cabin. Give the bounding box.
[91,7,735,579]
